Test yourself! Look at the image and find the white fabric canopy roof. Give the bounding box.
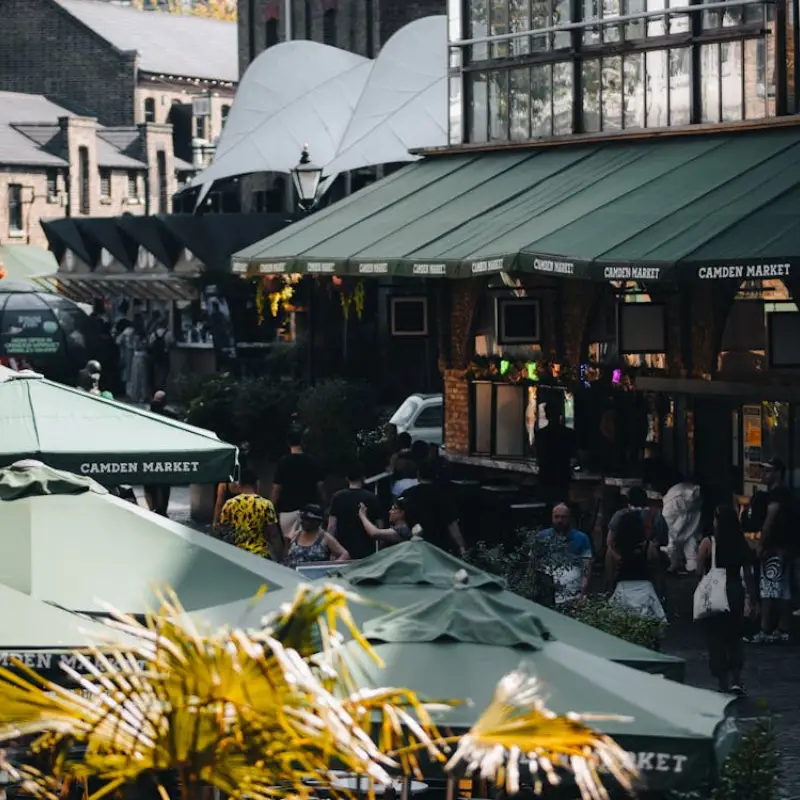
[193,15,447,202]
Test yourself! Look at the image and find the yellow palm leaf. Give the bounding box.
[0,587,635,800]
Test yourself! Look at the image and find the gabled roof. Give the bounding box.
[0,94,69,167]
[53,0,238,82]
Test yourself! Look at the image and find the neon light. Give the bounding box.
[500,360,511,376]
[526,362,538,381]
[612,368,622,385]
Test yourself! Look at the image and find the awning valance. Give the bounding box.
[233,128,800,284]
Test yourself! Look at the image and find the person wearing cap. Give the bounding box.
[746,457,794,644]
[285,504,349,568]
[358,495,412,545]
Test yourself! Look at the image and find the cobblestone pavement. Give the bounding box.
[157,491,800,796]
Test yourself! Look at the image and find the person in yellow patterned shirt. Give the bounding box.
[216,468,285,562]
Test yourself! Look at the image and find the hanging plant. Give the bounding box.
[340,291,352,320]
[255,274,301,325]
[353,280,366,320]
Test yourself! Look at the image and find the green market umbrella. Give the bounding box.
[0,463,303,615]
[193,540,685,680]
[0,367,236,485]
[336,584,736,794]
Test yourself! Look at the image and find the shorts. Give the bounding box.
[760,552,791,601]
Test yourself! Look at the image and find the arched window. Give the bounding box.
[266,18,279,48]
[323,8,336,46]
[144,97,156,123]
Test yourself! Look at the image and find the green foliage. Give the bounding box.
[669,720,781,800]
[712,720,781,800]
[185,374,300,460]
[297,379,378,473]
[563,596,666,651]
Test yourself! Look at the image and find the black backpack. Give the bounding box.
[148,330,168,362]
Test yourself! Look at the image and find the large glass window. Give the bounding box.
[454,0,781,144]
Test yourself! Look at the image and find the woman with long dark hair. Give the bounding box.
[696,504,757,695]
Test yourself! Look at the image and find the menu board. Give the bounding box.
[742,404,763,491]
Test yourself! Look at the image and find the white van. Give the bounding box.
[389,393,443,445]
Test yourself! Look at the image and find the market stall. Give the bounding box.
[0,367,236,485]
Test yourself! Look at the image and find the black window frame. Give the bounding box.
[457,0,784,143]
[143,97,156,123]
[7,184,23,233]
[127,170,139,201]
[46,170,59,202]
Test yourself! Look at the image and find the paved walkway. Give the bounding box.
[156,492,800,796]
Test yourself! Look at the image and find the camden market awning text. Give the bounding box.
[233,256,794,284]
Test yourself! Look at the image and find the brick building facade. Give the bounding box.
[237,0,445,75]
[0,92,187,249]
[0,0,237,166]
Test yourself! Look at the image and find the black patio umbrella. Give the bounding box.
[0,281,90,382]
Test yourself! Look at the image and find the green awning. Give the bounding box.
[233,128,800,284]
[191,540,685,681]
[0,369,236,485]
[0,464,303,614]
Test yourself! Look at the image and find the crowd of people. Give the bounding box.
[76,301,174,403]
[211,425,466,572]
[535,455,800,696]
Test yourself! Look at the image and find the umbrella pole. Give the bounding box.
[446,776,455,800]
[401,776,409,800]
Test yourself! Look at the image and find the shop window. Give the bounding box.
[475,286,544,361]
[471,382,574,459]
[718,279,796,374]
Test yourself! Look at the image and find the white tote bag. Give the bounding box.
[693,537,730,620]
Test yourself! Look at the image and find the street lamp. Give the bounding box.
[291,144,323,211]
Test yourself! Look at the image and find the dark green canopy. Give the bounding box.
[233,128,800,285]
[0,368,236,485]
[340,585,736,793]
[193,540,685,680]
[0,464,303,614]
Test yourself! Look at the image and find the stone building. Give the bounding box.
[0,0,238,166]
[0,92,193,249]
[237,0,445,74]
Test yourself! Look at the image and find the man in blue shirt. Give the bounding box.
[536,503,593,604]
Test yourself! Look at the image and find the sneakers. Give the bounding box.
[743,630,791,644]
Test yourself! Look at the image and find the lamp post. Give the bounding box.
[291,144,323,212]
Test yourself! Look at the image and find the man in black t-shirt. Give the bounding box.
[272,430,325,539]
[749,458,795,643]
[402,461,466,556]
[328,464,383,559]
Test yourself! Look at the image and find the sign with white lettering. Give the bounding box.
[532,257,576,276]
[603,266,663,281]
[79,460,201,477]
[357,263,389,275]
[411,263,448,276]
[697,263,792,281]
[470,258,505,274]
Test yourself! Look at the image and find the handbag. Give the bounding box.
[693,537,730,620]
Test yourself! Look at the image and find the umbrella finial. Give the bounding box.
[453,569,469,589]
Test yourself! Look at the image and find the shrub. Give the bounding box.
[185,373,300,460]
[669,720,781,800]
[563,596,666,651]
[298,379,378,473]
